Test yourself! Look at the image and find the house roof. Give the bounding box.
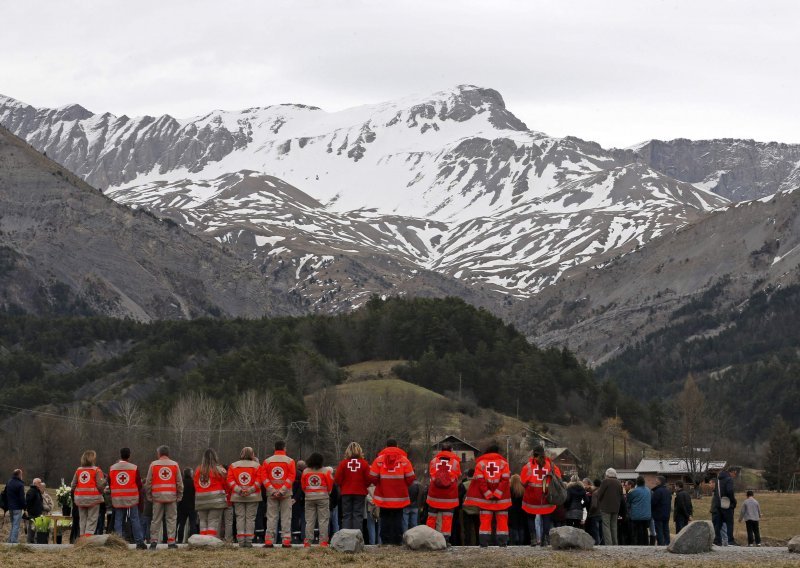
[545,447,581,463]
[615,469,639,481]
[521,426,559,446]
[431,435,480,453]
[635,458,727,475]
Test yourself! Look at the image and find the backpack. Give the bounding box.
[433,460,454,490]
[545,470,567,506]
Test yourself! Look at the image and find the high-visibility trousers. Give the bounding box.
[425,508,454,537]
[479,510,508,536]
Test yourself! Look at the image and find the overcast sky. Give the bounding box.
[2,0,797,147]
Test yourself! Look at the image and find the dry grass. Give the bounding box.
[342,360,407,382]
[692,491,800,544]
[0,547,798,568]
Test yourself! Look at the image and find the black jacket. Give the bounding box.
[5,477,26,511]
[178,474,196,515]
[564,483,587,519]
[712,471,737,510]
[673,489,693,519]
[25,485,44,518]
[651,483,672,522]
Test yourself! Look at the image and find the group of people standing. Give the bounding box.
[5,443,764,549]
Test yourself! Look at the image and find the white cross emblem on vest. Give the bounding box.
[485,461,500,478]
[347,459,361,472]
[159,467,173,481]
[116,471,130,486]
[435,460,452,472]
[79,471,91,484]
[238,472,252,486]
[386,460,401,473]
[308,475,321,487]
[272,466,285,480]
[531,465,547,483]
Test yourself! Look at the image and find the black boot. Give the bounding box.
[479,534,490,548]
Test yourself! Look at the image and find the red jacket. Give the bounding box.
[334,457,371,496]
[521,457,562,514]
[369,446,415,509]
[426,451,461,510]
[463,452,511,511]
[301,467,334,498]
[259,450,296,496]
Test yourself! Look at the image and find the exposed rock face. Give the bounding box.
[402,525,447,551]
[329,528,365,553]
[0,124,296,319]
[549,526,595,550]
[667,521,714,554]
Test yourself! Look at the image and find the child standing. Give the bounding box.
[738,490,762,546]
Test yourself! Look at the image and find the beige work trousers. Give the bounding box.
[198,508,223,537]
[151,501,178,544]
[234,501,258,543]
[305,497,330,544]
[79,505,100,537]
[266,495,292,543]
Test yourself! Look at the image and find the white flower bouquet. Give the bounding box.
[55,479,72,509]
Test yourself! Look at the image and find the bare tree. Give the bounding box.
[674,374,718,494]
[234,391,283,459]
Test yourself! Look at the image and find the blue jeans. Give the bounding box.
[7,510,23,543]
[401,506,418,532]
[115,506,144,544]
[654,519,670,545]
[528,513,552,545]
[366,514,381,544]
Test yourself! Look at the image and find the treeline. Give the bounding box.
[0,296,596,424]
[598,281,800,437]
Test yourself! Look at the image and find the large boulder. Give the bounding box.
[403,525,447,551]
[330,529,365,553]
[668,521,714,554]
[549,526,595,550]
[789,535,800,553]
[188,534,225,548]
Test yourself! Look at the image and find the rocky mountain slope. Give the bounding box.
[517,188,800,365]
[0,125,296,319]
[0,86,730,307]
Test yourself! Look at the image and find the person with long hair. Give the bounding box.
[301,452,334,547]
[70,450,107,538]
[334,442,371,530]
[194,448,228,538]
[228,446,262,547]
[508,474,527,545]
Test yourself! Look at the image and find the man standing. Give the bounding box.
[109,447,146,549]
[145,445,183,549]
[520,445,562,546]
[24,477,45,543]
[5,469,26,543]
[369,438,416,545]
[260,440,296,548]
[594,468,623,545]
[464,443,511,547]
[650,476,672,545]
[425,442,462,544]
[673,481,693,534]
[713,465,741,546]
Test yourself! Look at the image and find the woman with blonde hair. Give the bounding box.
[70,450,107,537]
[334,442,371,529]
[508,473,527,545]
[226,446,261,547]
[194,448,228,538]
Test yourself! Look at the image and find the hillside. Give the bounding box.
[0,124,295,319]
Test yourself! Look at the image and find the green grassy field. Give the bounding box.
[691,491,799,544]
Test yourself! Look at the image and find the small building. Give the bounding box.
[520,426,560,449]
[615,469,639,484]
[545,447,581,479]
[431,435,481,467]
[635,458,727,488]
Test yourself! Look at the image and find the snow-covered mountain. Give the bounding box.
[0,86,731,308]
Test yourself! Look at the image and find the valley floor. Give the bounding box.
[1,544,799,567]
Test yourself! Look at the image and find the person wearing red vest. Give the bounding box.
[109,447,145,549]
[194,448,228,538]
[300,452,334,547]
[520,445,562,547]
[259,440,295,548]
[144,445,183,549]
[464,443,511,547]
[425,442,462,543]
[334,441,371,530]
[228,446,262,547]
[70,449,107,538]
[369,438,415,545]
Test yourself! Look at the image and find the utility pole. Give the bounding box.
[458,373,462,401]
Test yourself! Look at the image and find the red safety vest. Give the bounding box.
[369,446,416,509]
[259,450,296,493]
[426,451,462,510]
[463,453,511,511]
[521,457,562,515]
[109,461,139,508]
[74,466,104,507]
[227,459,261,502]
[301,467,334,498]
[194,468,228,510]
[149,459,179,503]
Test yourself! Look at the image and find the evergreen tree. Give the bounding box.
[763,417,799,491]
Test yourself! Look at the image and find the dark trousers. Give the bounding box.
[176,510,198,543]
[713,508,735,545]
[379,507,404,545]
[745,520,760,545]
[631,519,650,546]
[254,500,266,542]
[528,513,552,545]
[586,516,602,544]
[565,518,581,528]
[461,512,479,546]
[674,515,689,534]
[341,495,366,530]
[654,518,670,545]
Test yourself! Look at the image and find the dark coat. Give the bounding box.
[673,489,693,519]
[5,477,26,510]
[595,477,623,515]
[25,485,44,518]
[712,470,737,510]
[178,473,196,515]
[651,483,672,522]
[564,482,587,520]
